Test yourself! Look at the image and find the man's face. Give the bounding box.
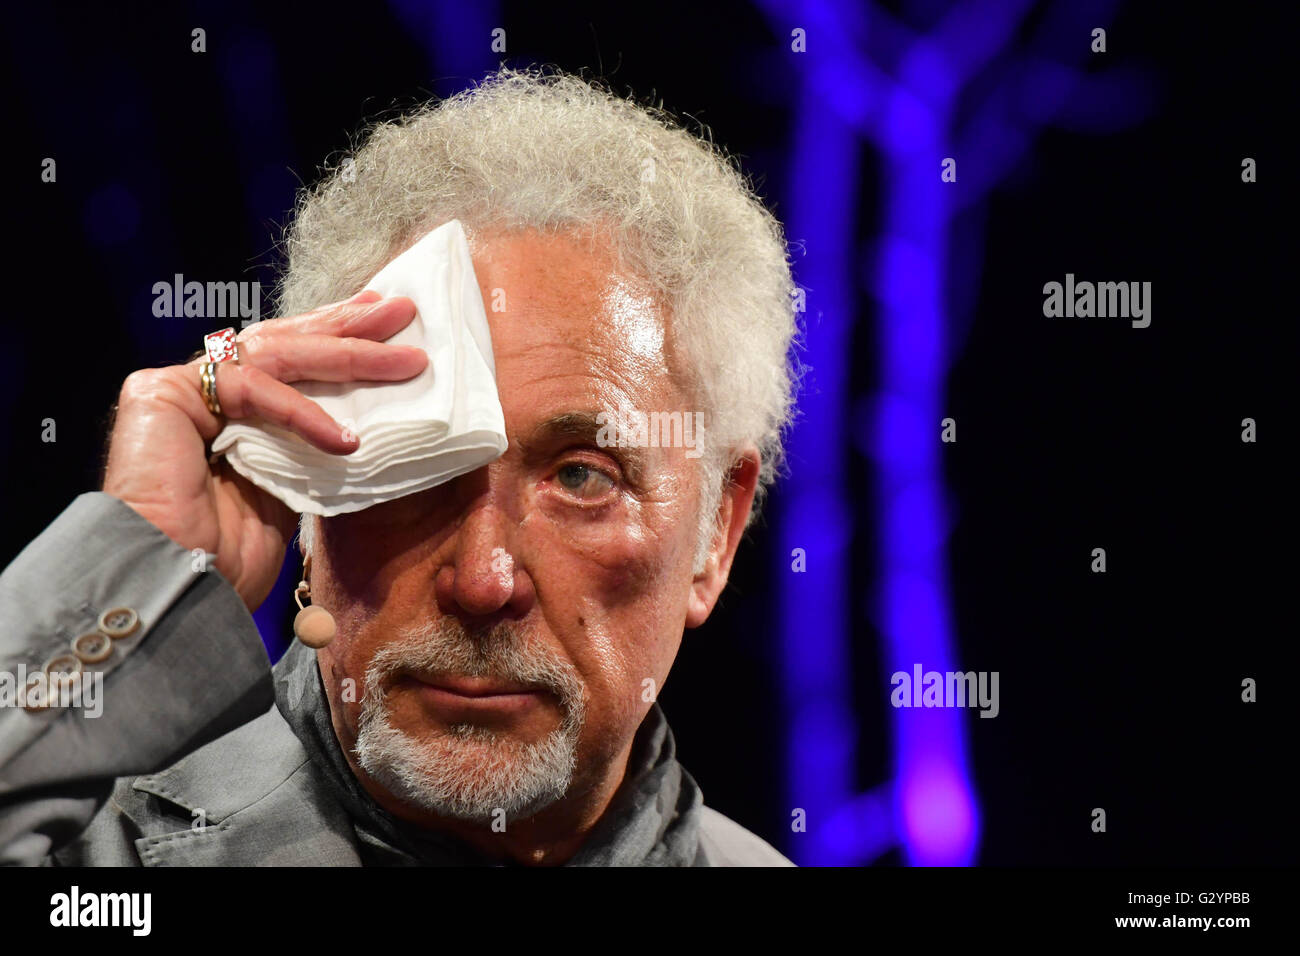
[309,226,746,833]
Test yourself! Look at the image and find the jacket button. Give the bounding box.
[73,631,114,663]
[44,653,83,680]
[98,606,140,639]
[21,689,50,712]
[24,653,84,710]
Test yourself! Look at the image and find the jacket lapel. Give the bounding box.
[130,706,363,866]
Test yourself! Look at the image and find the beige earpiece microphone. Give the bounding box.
[293,557,336,648]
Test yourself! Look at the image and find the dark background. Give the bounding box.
[2,0,1289,865]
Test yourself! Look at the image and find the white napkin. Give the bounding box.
[211,219,507,516]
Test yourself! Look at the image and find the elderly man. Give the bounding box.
[0,67,798,866]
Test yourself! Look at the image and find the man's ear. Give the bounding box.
[686,448,760,628]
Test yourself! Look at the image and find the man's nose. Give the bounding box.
[434,500,535,620]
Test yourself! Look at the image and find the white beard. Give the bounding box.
[353,618,586,823]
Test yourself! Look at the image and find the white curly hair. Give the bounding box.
[285,65,801,574]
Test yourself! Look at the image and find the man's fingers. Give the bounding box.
[235,334,427,383]
[210,363,360,454]
[172,291,423,455]
[240,293,416,343]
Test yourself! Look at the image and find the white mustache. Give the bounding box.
[365,617,586,717]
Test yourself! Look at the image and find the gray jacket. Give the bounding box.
[0,493,793,867]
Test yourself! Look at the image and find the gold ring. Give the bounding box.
[199,362,222,416]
